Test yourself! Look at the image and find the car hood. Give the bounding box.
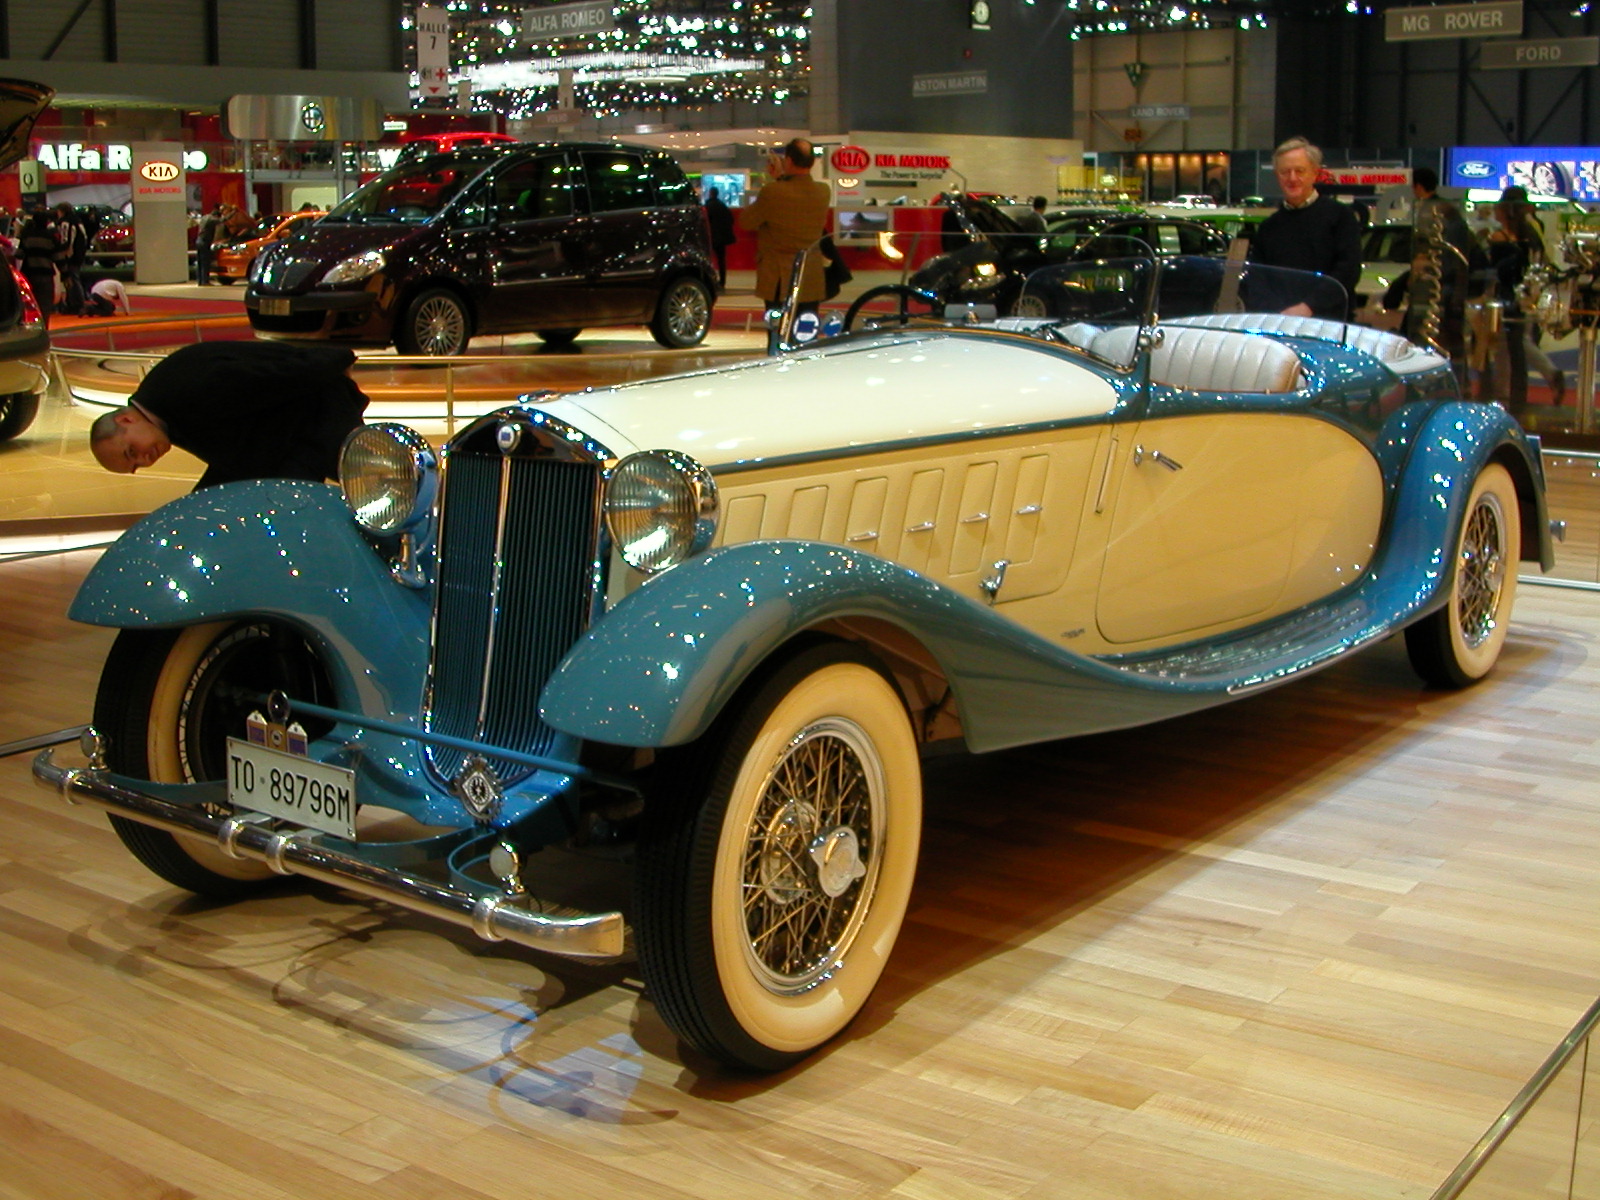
[286,221,419,261]
[535,333,1120,470]
[0,78,54,170]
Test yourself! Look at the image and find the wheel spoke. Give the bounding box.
[738,720,884,993]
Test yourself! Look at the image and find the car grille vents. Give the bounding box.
[425,433,604,786]
[257,255,322,292]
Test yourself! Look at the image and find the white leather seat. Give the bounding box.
[1167,313,1449,376]
[1091,324,1303,394]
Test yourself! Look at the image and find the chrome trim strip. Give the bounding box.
[1430,993,1600,1200]
[477,455,515,729]
[32,750,626,960]
[275,693,640,793]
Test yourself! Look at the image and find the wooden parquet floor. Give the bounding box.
[0,549,1596,1200]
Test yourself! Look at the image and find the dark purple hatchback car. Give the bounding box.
[245,141,718,355]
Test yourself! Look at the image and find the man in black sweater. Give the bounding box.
[89,341,369,489]
[1249,136,1363,320]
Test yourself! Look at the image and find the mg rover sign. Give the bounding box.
[1385,2,1522,41]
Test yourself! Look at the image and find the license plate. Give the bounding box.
[258,297,291,316]
[226,737,357,840]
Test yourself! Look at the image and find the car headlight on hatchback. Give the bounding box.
[323,249,386,285]
[340,423,436,535]
[604,451,718,575]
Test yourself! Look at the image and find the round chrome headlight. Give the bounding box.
[340,423,436,535]
[604,450,718,574]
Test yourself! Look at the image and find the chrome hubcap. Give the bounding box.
[1457,492,1507,649]
[740,718,883,994]
[415,297,465,354]
[665,282,709,342]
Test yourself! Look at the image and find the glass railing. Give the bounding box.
[1432,994,1600,1199]
[1533,450,1600,590]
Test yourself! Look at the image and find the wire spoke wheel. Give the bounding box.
[1455,492,1507,650]
[1405,462,1521,688]
[635,644,921,1071]
[741,718,882,994]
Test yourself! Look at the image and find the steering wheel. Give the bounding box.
[843,285,943,332]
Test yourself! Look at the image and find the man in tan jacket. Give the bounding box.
[740,138,832,309]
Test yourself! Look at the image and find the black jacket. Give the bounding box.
[132,342,369,489]
[1249,194,1364,315]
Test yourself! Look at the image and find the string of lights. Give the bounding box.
[403,2,812,120]
[1062,0,1272,38]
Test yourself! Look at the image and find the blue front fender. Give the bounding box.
[70,481,432,716]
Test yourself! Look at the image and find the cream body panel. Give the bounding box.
[710,427,1108,633]
[555,335,1119,471]
[1093,413,1382,646]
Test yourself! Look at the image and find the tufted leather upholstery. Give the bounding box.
[1166,313,1449,375]
[1090,324,1304,394]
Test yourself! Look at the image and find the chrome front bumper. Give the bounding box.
[32,748,626,960]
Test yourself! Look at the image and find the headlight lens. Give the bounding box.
[604,450,718,574]
[340,423,436,535]
[323,249,386,285]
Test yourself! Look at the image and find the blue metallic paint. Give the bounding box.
[67,481,582,834]
[540,401,1543,754]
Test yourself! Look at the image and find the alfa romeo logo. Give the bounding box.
[301,102,326,134]
[831,145,870,175]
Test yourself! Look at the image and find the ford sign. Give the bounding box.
[1458,161,1496,178]
[139,159,181,182]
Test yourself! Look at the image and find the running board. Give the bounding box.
[1097,587,1400,696]
[32,748,626,960]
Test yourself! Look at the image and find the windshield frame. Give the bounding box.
[321,148,508,227]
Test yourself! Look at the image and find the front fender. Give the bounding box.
[539,541,1218,754]
[71,480,432,714]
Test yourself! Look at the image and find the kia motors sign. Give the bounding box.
[132,147,185,203]
[1385,2,1521,41]
[831,145,870,174]
[138,159,181,183]
[131,142,189,285]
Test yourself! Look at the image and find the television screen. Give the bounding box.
[836,208,890,242]
[700,172,748,206]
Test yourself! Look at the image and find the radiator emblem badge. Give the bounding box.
[451,755,504,823]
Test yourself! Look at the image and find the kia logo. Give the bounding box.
[831,145,870,174]
[139,160,180,182]
[1458,161,1495,178]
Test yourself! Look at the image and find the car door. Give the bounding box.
[479,152,590,329]
[1090,383,1384,650]
[575,150,670,321]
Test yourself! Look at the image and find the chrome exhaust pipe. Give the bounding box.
[32,748,626,960]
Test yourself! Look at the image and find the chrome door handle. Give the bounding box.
[1133,444,1183,471]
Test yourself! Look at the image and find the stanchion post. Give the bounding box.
[1580,327,1598,437]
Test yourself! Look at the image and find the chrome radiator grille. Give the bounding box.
[426,444,603,783]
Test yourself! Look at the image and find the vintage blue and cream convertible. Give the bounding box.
[37,251,1553,1071]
